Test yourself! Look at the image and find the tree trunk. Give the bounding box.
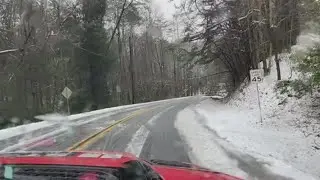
[173,53,177,97]
[159,41,164,92]
[263,56,268,74]
[268,0,273,72]
[117,25,122,105]
[129,26,135,104]
[275,51,281,80]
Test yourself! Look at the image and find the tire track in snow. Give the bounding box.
[147,106,175,126]
[125,106,175,157]
[125,125,150,157]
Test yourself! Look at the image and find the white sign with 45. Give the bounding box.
[250,69,264,83]
[249,69,264,123]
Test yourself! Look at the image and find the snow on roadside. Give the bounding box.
[0,121,53,141]
[230,33,320,133]
[0,126,68,152]
[175,33,320,179]
[175,106,249,179]
[175,102,318,179]
[227,33,320,175]
[195,100,319,179]
[178,33,320,179]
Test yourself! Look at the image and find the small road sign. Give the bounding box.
[62,87,72,115]
[116,85,121,93]
[62,87,72,99]
[250,69,264,83]
[250,69,264,124]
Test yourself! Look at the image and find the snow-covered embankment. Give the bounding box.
[175,33,320,179]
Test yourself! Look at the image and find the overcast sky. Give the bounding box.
[150,0,183,41]
[152,0,178,20]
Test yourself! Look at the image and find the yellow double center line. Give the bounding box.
[66,108,150,151]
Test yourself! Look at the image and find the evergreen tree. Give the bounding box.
[72,0,114,112]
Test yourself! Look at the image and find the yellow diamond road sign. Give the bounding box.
[62,87,72,99]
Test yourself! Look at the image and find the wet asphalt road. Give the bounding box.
[2,97,313,180]
[25,97,199,162]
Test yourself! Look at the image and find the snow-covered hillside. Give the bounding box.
[175,33,320,179]
[229,33,320,145]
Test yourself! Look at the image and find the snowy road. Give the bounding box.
[24,97,199,163]
[2,96,318,180]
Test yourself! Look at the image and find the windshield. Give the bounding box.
[0,0,319,180]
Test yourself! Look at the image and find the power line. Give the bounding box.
[187,71,230,80]
[71,43,108,58]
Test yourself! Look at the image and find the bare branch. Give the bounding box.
[106,0,134,53]
[0,49,19,55]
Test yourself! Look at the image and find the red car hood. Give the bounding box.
[0,151,242,180]
[153,165,242,180]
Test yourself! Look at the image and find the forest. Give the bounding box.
[0,0,318,128]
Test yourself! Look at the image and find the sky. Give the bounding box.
[150,0,184,42]
[152,0,178,20]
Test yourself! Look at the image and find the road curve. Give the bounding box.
[26,97,202,162]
